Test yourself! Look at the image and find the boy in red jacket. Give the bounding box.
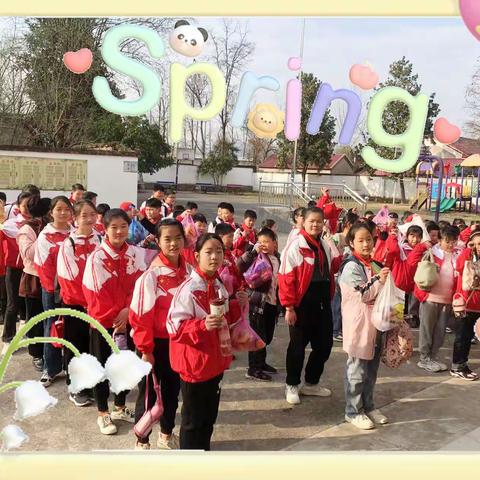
[279,207,342,405]
[233,209,257,257]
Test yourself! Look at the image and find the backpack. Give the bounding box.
[414,249,439,291]
[380,321,413,368]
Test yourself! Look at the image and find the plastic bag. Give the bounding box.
[218,265,236,297]
[230,303,266,352]
[371,274,405,332]
[128,218,149,245]
[243,253,272,290]
[372,206,390,226]
[181,213,199,249]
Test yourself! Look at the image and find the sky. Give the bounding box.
[1,16,479,140]
[196,16,480,136]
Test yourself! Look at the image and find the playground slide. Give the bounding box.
[431,197,455,213]
[440,197,457,213]
[416,192,428,210]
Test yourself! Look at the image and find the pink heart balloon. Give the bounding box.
[434,118,461,144]
[63,48,93,74]
[459,0,480,41]
[349,64,379,90]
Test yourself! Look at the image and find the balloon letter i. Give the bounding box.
[285,57,302,141]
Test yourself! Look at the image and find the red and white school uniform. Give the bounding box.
[316,192,342,234]
[233,225,257,257]
[278,230,342,308]
[166,268,242,383]
[1,215,25,271]
[57,230,101,308]
[130,252,191,353]
[82,240,148,329]
[34,223,73,294]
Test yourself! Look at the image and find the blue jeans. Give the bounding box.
[332,284,342,336]
[41,289,63,377]
[344,334,382,417]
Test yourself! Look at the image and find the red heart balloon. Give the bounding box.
[63,48,93,74]
[434,118,461,144]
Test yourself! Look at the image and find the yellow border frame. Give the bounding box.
[0,1,462,17]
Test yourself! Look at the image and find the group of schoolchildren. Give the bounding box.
[0,182,478,449]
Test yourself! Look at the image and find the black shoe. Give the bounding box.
[245,369,272,381]
[69,392,93,407]
[32,357,44,372]
[262,363,278,374]
[450,366,478,381]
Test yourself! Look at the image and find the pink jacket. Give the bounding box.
[17,224,39,276]
[339,257,384,360]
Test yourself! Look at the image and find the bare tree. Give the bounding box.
[210,19,254,150]
[246,134,277,167]
[465,58,480,138]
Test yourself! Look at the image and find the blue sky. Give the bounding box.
[196,17,480,137]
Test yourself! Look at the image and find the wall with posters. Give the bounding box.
[0,148,138,207]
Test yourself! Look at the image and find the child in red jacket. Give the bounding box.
[407,225,461,373]
[233,209,257,257]
[83,208,148,435]
[57,200,101,406]
[130,219,192,450]
[34,195,74,386]
[1,192,30,353]
[450,230,480,380]
[166,233,248,450]
[279,207,342,405]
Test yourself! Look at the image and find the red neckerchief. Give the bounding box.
[158,251,186,278]
[300,229,326,275]
[352,251,374,274]
[195,266,221,303]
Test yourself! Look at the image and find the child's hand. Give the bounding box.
[236,290,249,306]
[142,352,155,366]
[422,240,433,249]
[378,268,390,284]
[113,308,129,331]
[205,314,224,331]
[285,309,297,326]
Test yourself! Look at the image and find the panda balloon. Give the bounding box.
[169,20,208,58]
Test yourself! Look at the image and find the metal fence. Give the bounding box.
[258,180,368,213]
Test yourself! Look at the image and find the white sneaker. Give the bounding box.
[417,358,441,373]
[432,360,448,372]
[97,414,117,435]
[285,384,301,405]
[110,406,135,423]
[157,432,179,450]
[300,383,332,397]
[345,413,375,430]
[135,441,151,450]
[367,409,388,425]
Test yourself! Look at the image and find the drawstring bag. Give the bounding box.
[462,258,480,291]
[128,218,149,245]
[181,214,199,249]
[414,249,439,291]
[371,274,405,332]
[133,372,164,439]
[243,253,272,290]
[50,317,64,349]
[230,303,266,352]
[381,321,413,368]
